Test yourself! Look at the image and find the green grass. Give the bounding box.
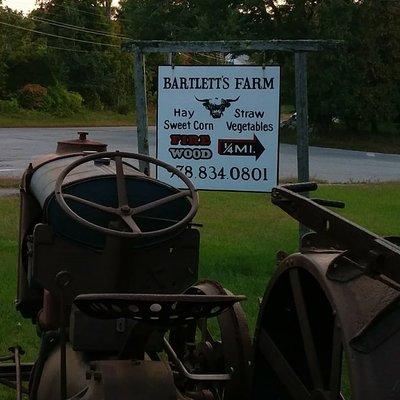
[281,104,295,115]
[0,107,160,128]
[0,199,38,349]
[0,197,38,399]
[0,184,400,397]
[0,178,19,189]
[0,109,137,128]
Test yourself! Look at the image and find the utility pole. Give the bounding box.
[104,0,112,20]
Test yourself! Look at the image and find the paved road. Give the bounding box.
[0,126,399,183]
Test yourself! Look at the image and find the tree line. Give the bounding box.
[0,0,399,133]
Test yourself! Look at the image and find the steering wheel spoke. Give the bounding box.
[114,154,129,207]
[63,194,119,214]
[133,190,192,215]
[120,214,141,234]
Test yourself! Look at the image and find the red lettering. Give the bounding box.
[169,134,211,146]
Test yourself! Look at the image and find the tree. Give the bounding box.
[30,0,134,110]
[0,5,49,97]
[119,0,251,40]
[118,0,256,101]
[307,0,400,133]
[259,0,400,134]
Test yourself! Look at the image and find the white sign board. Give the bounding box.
[157,66,280,192]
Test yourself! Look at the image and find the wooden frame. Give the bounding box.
[124,39,343,184]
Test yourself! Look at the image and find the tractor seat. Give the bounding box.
[74,293,245,325]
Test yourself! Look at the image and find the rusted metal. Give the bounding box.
[31,223,200,306]
[0,362,33,380]
[8,347,23,400]
[253,251,400,400]
[163,338,232,382]
[0,353,32,398]
[252,183,400,399]
[271,183,400,291]
[74,293,245,323]
[56,132,107,154]
[10,137,254,400]
[37,290,59,331]
[176,280,253,400]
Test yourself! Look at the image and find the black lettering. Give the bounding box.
[223,77,230,89]
[264,77,274,89]
[169,148,212,160]
[163,77,171,89]
[179,77,188,89]
[235,77,244,89]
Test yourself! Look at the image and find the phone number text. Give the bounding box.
[172,165,268,181]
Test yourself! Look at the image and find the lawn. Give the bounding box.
[0,183,399,397]
[0,109,137,128]
[0,178,19,189]
[0,108,161,128]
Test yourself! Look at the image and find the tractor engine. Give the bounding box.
[17,133,199,323]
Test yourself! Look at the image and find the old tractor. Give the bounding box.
[2,133,251,400]
[0,134,399,399]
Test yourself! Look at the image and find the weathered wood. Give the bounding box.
[294,52,310,183]
[294,52,310,239]
[123,40,343,54]
[133,47,150,174]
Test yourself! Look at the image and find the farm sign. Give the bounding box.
[156,65,280,192]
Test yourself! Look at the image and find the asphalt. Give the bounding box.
[0,126,399,184]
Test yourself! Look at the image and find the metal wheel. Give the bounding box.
[168,280,252,400]
[252,252,400,400]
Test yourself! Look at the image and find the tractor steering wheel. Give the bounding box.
[54,151,198,239]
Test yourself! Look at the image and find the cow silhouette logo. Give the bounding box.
[195,96,240,119]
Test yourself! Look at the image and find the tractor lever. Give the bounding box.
[281,182,318,193]
[55,271,72,400]
[281,183,345,208]
[311,198,345,209]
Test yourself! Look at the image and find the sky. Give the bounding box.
[4,0,42,13]
[3,0,119,13]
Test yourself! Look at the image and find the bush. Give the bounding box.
[42,85,83,116]
[117,102,131,115]
[83,91,104,111]
[18,84,47,109]
[0,98,20,113]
